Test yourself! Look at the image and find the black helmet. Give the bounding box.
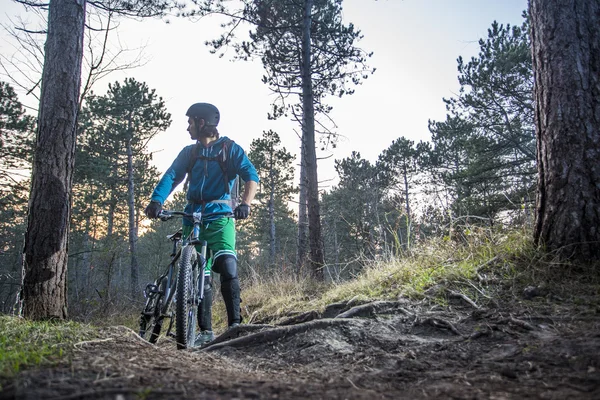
[186,103,220,126]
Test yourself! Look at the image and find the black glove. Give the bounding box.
[145,200,162,219]
[234,203,250,220]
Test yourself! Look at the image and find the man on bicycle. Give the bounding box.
[144,102,258,346]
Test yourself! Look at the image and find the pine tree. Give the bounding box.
[0,81,35,312]
[74,78,171,299]
[427,17,535,224]
[244,130,297,272]
[192,0,374,278]
[530,0,600,260]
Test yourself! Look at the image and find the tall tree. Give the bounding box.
[193,0,373,278]
[322,152,384,267]
[247,130,297,269]
[79,78,171,299]
[378,137,422,247]
[427,17,535,223]
[529,0,600,259]
[22,0,87,319]
[0,81,34,312]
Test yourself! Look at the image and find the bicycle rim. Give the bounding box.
[176,246,197,349]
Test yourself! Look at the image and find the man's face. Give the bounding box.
[187,117,204,140]
[187,117,195,139]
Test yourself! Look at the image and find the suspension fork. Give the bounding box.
[197,240,208,303]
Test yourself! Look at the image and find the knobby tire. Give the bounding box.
[176,245,197,349]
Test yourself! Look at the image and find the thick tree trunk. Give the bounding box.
[22,0,86,320]
[301,0,324,280]
[530,0,600,260]
[126,136,139,299]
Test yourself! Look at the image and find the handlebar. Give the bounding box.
[158,210,235,222]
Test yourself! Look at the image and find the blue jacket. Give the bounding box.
[150,136,259,223]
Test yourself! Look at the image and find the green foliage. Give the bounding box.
[0,81,35,187]
[73,78,169,239]
[0,81,35,312]
[241,130,298,271]
[194,0,374,130]
[322,152,384,267]
[0,316,95,379]
[427,17,534,221]
[68,78,170,314]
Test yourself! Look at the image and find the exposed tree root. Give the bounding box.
[447,290,480,309]
[335,300,413,319]
[276,310,320,326]
[322,301,350,318]
[499,316,536,331]
[200,324,274,349]
[201,318,363,352]
[414,317,462,336]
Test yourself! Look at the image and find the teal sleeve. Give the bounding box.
[231,143,259,183]
[150,146,191,204]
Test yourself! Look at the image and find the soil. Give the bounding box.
[2,284,600,400]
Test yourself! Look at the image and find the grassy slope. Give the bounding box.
[232,228,598,328]
[0,316,95,381]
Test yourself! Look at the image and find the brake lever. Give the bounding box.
[158,211,171,221]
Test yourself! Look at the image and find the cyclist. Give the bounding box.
[144,102,258,346]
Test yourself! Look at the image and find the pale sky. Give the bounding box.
[1,0,528,192]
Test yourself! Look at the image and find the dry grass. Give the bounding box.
[234,227,600,325]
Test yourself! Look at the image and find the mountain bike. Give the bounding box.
[139,210,234,349]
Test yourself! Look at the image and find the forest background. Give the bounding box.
[1,0,536,319]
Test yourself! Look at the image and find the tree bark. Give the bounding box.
[301,0,325,279]
[126,135,139,299]
[296,135,308,274]
[268,150,276,266]
[530,0,600,260]
[402,162,411,249]
[23,0,86,320]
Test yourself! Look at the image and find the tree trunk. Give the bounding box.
[81,214,91,296]
[301,0,325,280]
[296,130,309,273]
[268,150,276,266]
[402,163,411,249]
[106,174,116,237]
[530,0,600,260]
[126,134,139,299]
[22,0,86,320]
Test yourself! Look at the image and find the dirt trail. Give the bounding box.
[2,293,600,399]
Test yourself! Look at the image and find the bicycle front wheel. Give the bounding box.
[175,245,197,349]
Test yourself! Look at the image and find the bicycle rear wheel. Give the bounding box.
[176,245,198,349]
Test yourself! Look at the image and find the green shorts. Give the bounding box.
[182,217,236,276]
